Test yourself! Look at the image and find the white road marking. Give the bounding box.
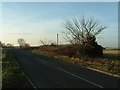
[35,57,47,64]
[25,73,37,89]
[57,67,103,88]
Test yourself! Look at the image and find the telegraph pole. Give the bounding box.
[57,34,58,46]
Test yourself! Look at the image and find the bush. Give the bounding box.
[76,44,103,58]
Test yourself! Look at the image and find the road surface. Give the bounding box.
[12,49,119,88]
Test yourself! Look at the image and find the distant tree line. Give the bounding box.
[0,41,13,48]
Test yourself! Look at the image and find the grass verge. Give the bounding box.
[32,49,120,77]
[2,48,33,88]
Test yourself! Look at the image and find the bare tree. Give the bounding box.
[40,38,53,46]
[40,40,48,46]
[6,43,13,47]
[24,43,30,47]
[63,16,106,47]
[62,16,107,57]
[18,38,26,48]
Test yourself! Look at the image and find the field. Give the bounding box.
[103,49,119,60]
[32,46,120,77]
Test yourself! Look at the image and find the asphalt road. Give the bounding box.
[13,49,119,88]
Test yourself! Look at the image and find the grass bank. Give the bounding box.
[32,49,120,77]
[2,48,33,88]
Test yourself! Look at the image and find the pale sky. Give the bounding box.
[0,2,118,48]
[1,0,119,2]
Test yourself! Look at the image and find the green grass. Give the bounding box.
[2,48,33,88]
[32,49,120,77]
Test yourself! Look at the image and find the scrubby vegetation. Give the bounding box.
[32,45,120,77]
[2,49,33,88]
